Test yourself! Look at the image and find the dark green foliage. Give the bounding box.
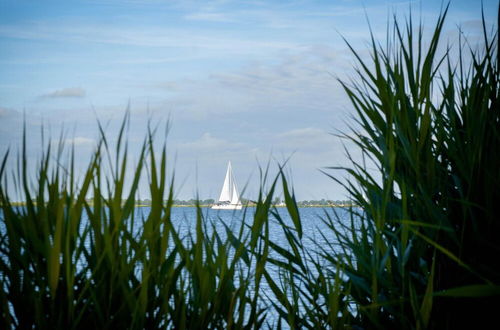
[326,5,500,329]
[0,117,353,329]
[0,116,274,329]
[0,5,498,330]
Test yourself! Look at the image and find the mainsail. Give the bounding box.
[218,161,240,203]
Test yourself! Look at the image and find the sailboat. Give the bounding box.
[211,161,242,210]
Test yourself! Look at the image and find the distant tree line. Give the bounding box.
[133,198,354,207]
[296,199,354,207]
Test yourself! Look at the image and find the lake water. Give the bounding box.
[0,205,350,260]
[135,206,349,254]
[158,206,351,327]
[1,205,353,327]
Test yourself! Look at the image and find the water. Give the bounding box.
[0,205,353,327]
[159,206,351,327]
[131,206,348,258]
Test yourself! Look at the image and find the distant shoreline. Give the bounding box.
[164,205,357,208]
[6,202,356,208]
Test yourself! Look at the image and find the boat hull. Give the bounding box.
[211,204,243,210]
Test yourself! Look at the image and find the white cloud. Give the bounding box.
[0,107,18,118]
[179,132,245,151]
[184,12,235,22]
[278,127,329,140]
[65,137,95,146]
[41,87,86,98]
[0,23,303,54]
[156,47,352,122]
[274,127,337,156]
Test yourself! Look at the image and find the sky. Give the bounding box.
[0,0,497,201]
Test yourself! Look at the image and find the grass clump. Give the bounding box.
[0,117,275,329]
[0,5,499,329]
[327,5,500,329]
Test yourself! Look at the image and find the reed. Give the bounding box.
[0,5,498,329]
[0,116,276,329]
[325,5,500,329]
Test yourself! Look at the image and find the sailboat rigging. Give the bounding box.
[211,161,242,210]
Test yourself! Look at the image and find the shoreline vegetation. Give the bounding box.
[7,199,358,208]
[1,6,499,329]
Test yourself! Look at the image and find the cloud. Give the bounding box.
[184,12,234,22]
[156,46,352,122]
[0,23,303,54]
[41,87,86,98]
[0,107,18,118]
[64,137,95,146]
[278,127,329,140]
[179,133,245,152]
[275,127,336,153]
[271,126,359,170]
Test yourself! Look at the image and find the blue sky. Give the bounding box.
[0,0,497,200]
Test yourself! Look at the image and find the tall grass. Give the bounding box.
[0,121,349,328]
[0,116,276,329]
[326,5,500,329]
[1,5,499,329]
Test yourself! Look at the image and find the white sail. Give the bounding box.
[212,161,242,210]
[218,161,234,202]
[230,185,240,204]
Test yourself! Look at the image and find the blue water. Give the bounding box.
[0,205,353,327]
[159,206,350,327]
[134,206,348,255]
